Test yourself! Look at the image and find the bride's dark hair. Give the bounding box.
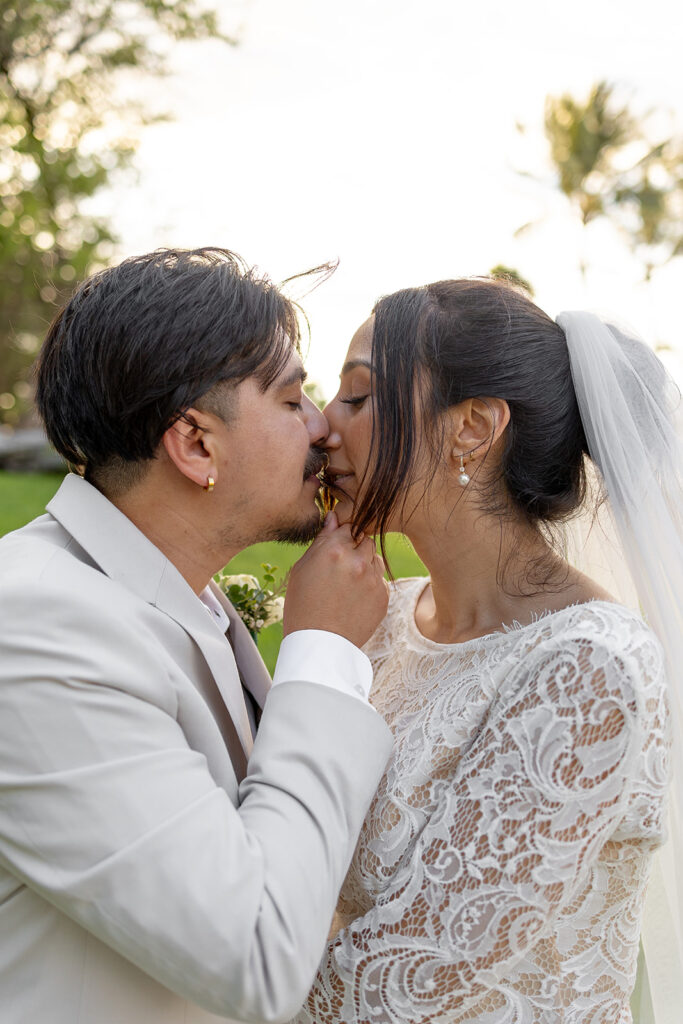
[352,278,590,571]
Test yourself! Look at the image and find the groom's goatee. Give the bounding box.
[271,514,323,545]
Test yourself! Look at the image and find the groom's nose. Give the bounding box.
[302,393,329,447]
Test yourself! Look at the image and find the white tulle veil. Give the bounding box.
[556,311,683,1024]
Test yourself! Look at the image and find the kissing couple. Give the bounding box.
[0,248,680,1024]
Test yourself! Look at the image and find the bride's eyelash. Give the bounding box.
[340,396,369,407]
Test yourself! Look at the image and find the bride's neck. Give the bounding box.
[405,509,569,645]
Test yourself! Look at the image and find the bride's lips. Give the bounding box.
[321,467,355,491]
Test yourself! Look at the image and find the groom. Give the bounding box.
[0,248,392,1024]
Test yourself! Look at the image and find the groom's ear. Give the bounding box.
[448,397,510,455]
[161,408,219,489]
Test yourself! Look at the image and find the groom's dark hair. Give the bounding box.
[36,247,322,494]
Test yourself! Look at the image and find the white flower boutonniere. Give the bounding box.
[214,563,286,642]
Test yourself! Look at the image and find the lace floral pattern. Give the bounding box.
[293,579,669,1024]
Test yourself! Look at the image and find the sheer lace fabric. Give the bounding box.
[292,578,669,1024]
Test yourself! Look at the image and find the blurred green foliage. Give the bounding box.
[545,81,636,227]
[543,81,683,280]
[304,380,327,409]
[489,264,535,296]
[0,469,64,535]
[0,0,232,425]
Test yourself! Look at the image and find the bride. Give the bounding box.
[291,278,681,1023]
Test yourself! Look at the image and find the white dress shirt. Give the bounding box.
[199,586,373,704]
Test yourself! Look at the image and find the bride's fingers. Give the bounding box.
[350,534,385,576]
[322,509,339,531]
[352,531,373,554]
[372,552,386,576]
[362,538,376,558]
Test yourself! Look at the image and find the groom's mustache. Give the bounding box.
[304,447,329,480]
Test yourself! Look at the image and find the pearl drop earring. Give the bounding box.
[457,454,470,487]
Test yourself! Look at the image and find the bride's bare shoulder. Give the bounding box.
[560,567,616,607]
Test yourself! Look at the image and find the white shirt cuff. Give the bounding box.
[272,630,373,704]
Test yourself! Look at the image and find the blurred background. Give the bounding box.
[1,0,682,654]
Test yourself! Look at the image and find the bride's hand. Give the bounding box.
[283,511,388,649]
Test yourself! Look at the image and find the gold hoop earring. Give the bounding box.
[204,476,215,493]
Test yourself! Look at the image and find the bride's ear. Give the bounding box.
[448,397,510,463]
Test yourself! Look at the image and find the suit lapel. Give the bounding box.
[47,474,255,760]
[208,581,272,710]
[153,568,254,757]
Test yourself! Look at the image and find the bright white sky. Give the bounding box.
[97,0,683,396]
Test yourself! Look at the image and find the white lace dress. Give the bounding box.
[292,578,669,1024]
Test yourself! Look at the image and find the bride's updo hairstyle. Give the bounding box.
[352,278,590,559]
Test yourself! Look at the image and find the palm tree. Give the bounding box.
[544,81,636,234]
[520,81,683,284]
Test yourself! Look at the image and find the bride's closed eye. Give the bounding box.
[340,395,369,408]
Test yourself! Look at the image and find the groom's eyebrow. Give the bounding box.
[340,359,372,376]
[276,364,308,389]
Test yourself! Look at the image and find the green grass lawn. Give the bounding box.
[0,470,426,673]
[0,471,67,537]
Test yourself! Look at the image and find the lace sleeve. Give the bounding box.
[292,624,663,1024]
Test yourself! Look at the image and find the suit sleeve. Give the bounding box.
[0,574,393,1023]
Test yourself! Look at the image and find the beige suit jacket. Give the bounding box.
[0,474,392,1023]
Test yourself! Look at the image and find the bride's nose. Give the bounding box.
[322,396,342,451]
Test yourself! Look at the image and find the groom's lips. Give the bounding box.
[304,451,329,483]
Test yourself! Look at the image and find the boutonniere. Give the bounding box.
[214,563,286,642]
